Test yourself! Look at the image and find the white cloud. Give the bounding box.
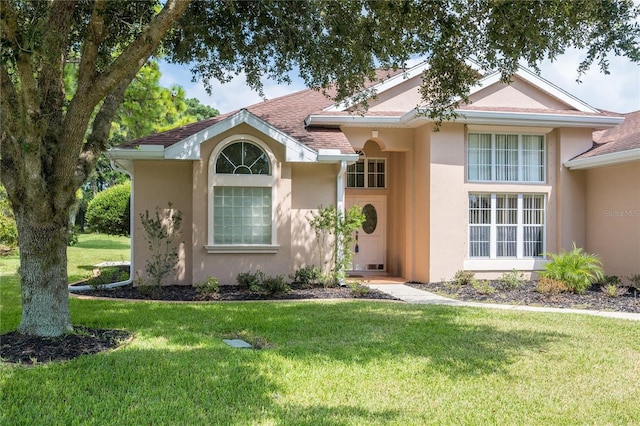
[537,49,640,113]
[160,51,639,114]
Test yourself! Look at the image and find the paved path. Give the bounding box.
[367,283,640,321]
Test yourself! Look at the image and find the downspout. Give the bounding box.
[68,159,134,292]
[336,160,348,285]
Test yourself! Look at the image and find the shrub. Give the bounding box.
[348,280,370,297]
[539,244,604,294]
[139,203,182,288]
[261,275,290,295]
[194,276,220,296]
[236,270,265,292]
[289,265,321,288]
[627,274,640,291]
[86,182,131,235]
[498,269,526,289]
[86,266,130,290]
[308,205,365,286]
[451,270,476,286]
[535,278,569,295]
[472,279,495,294]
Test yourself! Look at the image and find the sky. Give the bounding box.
[159,49,640,115]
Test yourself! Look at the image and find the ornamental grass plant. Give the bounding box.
[539,244,604,294]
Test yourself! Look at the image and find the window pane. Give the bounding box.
[347,160,365,188]
[524,226,544,257]
[497,226,517,257]
[216,142,270,175]
[213,186,271,244]
[495,134,518,181]
[469,226,490,257]
[496,194,517,224]
[469,194,491,224]
[468,133,491,181]
[522,135,545,182]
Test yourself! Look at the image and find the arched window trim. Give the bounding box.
[206,134,279,252]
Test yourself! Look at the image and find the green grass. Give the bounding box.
[1,235,639,424]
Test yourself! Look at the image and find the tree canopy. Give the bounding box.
[1,0,639,337]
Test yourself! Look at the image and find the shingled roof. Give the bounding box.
[121,69,406,155]
[575,111,640,159]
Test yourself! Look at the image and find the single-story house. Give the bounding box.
[108,62,640,285]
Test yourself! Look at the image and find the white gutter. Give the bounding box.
[317,148,360,163]
[307,109,623,129]
[564,148,640,170]
[107,144,165,160]
[305,115,404,127]
[400,108,624,128]
[69,159,135,292]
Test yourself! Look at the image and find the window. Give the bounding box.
[207,136,277,251]
[347,157,386,188]
[468,133,545,182]
[469,193,545,258]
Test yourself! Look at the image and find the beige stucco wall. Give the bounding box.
[553,128,593,252]
[469,77,569,110]
[585,162,640,277]
[132,160,193,285]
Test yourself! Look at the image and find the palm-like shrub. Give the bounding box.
[539,244,604,294]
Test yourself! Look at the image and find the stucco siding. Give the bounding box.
[585,162,640,277]
[132,160,193,286]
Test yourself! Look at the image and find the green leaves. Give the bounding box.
[540,244,605,294]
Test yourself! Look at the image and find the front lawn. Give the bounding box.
[1,235,639,424]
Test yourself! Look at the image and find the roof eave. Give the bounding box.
[564,148,640,170]
[106,145,165,160]
[403,109,625,128]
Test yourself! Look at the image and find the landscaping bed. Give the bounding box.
[70,283,399,302]
[407,281,640,313]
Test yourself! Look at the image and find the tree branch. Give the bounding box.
[64,0,191,163]
[74,75,132,188]
[75,0,108,103]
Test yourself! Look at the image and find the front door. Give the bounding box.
[346,195,386,271]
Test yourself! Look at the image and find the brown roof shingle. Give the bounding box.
[120,69,406,155]
[575,111,640,159]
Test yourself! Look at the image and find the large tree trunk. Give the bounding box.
[16,215,72,337]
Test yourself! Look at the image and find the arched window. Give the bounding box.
[215,141,270,175]
[207,136,278,252]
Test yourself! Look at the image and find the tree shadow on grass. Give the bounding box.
[72,299,567,379]
[72,238,130,250]
[1,299,575,424]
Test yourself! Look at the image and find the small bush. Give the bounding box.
[451,270,476,286]
[472,279,495,294]
[194,276,220,296]
[535,278,569,295]
[348,280,370,297]
[289,265,321,288]
[261,275,290,295]
[236,271,265,292]
[626,274,640,290]
[539,244,604,294]
[599,276,627,298]
[86,182,131,235]
[86,266,130,290]
[498,269,526,289]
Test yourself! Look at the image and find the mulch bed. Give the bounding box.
[407,281,640,313]
[72,283,398,302]
[1,327,132,365]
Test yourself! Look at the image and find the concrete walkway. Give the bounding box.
[367,283,640,321]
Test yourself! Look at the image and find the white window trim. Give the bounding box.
[468,193,546,261]
[206,134,279,252]
[346,156,387,189]
[467,132,546,183]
